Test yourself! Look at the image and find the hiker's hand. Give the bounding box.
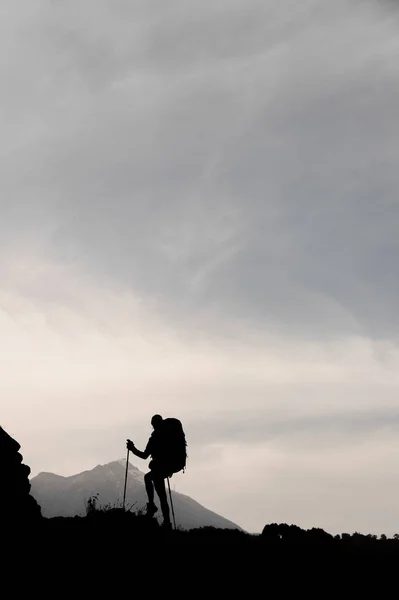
[126,439,135,452]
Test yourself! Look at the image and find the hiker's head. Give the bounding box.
[151,414,163,430]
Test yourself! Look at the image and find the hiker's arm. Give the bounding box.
[131,446,149,460]
[126,439,150,460]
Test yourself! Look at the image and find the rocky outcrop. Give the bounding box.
[0,426,42,524]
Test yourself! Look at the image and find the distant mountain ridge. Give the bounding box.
[30,460,241,531]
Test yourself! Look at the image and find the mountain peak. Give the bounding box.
[89,459,142,471]
[30,460,241,531]
[91,459,145,482]
[114,459,142,471]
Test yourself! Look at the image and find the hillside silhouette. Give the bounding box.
[2,426,399,566]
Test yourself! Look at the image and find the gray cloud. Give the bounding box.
[185,404,399,448]
[8,0,396,338]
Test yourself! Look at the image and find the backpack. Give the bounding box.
[161,418,187,476]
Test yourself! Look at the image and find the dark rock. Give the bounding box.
[0,426,42,524]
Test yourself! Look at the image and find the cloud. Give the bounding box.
[1,0,399,533]
[4,0,394,338]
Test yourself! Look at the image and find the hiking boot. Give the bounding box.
[146,502,158,517]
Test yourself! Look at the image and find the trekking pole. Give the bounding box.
[167,477,177,530]
[123,448,130,510]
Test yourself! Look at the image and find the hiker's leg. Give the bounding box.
[154,476,170,523]
[144,471,154,504]
[144,471,158,516]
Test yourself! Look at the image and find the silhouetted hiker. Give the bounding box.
[127,415,187,529]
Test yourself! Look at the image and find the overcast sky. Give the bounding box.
[2,0,399,534]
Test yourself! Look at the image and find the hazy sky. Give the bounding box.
[2,0,399,534]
